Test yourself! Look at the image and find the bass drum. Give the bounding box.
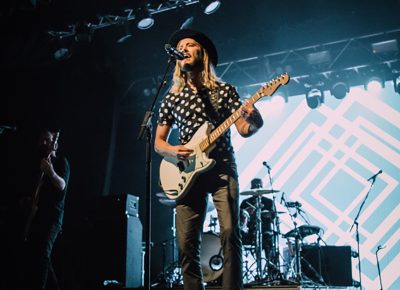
[201,231,223,282]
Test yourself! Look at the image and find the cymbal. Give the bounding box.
[261,210,285,214]
[261,210,285,218]
[157,195,215,213]
[240,189,280,196]
[156,192,167,198]
[158,198,176,207]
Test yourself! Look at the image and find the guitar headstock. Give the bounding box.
[257,73,290,97]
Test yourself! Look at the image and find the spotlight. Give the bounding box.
[201,0,221,15]
[330,81,349,99]
[136,6,154,30]
[306,88,324,109]
[364,76,384,92]
[53,47,71,61]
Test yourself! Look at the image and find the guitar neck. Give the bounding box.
[199,94,261,152]
[198,73,289,152]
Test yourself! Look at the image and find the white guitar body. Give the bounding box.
[160,122,216,200]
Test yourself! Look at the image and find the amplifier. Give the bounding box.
[126,194,139,217]
[301,245,353,286]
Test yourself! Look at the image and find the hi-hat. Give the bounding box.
[157,194,215,212]
[240,189,280,196]
[156,192,167,198]
[261,210,285,218]
[158,198,176,207]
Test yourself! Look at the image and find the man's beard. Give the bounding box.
[181,59,203,72]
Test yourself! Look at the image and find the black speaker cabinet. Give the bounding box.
[87,194,143,288]
[125,199,143,288]
[301,245,352,286]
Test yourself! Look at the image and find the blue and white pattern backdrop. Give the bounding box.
[206,81,399,289]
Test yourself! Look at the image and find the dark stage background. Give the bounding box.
[0,0,399,289]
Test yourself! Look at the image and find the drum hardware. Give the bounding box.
[208,215,218,233]
[281,197,327,286]
[239,175,284,283]
[283,225,322,239]
[154,199,182,287]
[262,164,289,285]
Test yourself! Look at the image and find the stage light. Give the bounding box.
[74,21,93,43]
[53,47,71,61]
[330,81,349,99]
[180,16,194,29]
[306,88,324,109]
[306,50,331,65]
[365,76,384,92]
[201,0,221,15]
[136,6,154,30]
[116,20,132,43]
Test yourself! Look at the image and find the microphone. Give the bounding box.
[280,192,285,205]
[377,244,386,251]
[262,161,271,170]
[164,44,188,60]
[0,125,17,131]
[285,201,302,208]
[367,169,383,182]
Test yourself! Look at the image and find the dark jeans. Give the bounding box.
[176,167,243,290]
[22,223,61,290]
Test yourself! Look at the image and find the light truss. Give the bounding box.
[124,28,399,107]
[48,0,200,40]
[215,28,400,96]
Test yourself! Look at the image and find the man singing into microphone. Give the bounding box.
[155,29,264,290]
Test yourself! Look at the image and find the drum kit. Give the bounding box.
[154,187,323,287]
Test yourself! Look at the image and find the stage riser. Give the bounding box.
[123,287,300,290]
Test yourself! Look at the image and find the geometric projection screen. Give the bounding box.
[204,81,399,289]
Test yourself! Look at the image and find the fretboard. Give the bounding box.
[198,73,289,152]
[198,91,263,152]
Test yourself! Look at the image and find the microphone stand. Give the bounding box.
[137,56,174,290]
[375,245,385,290]
[349,174,379,290]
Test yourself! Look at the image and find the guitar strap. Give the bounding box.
[200,88,220,126]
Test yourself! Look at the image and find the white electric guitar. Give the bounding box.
[160,73,290,200]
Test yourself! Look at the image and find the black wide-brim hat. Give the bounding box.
[168,29,218,66]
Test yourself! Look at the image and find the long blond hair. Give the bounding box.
[170,41,220,94]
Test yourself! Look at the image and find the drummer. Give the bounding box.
[240,178,275,261]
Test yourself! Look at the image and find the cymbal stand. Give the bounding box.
[158,208,181,287]
[254,195,264,280]
[283,197,302,282]
[263,162,282,279]
[171,208,179,267]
